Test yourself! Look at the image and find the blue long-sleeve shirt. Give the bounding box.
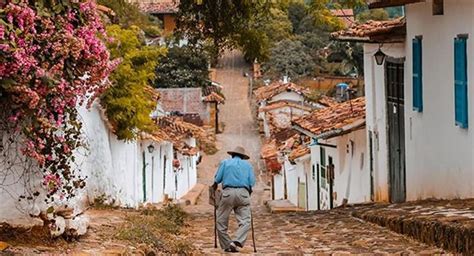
[214,156,256,189]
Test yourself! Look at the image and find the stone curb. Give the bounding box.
[351,208,474,255]
[181,183,207,206]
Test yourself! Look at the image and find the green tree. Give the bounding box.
[237,6,292,63]
[238,29,271,63]
[263,39,316,79]
[101,25,166,140]
[176,0,263,64]
[154,46,210,89]
[97,0,162,37]
[287,1,308,34]
[357,9,389,23]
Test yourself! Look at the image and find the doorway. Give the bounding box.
[386,60,406,203]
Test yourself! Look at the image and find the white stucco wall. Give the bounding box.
[309,129,369,210]
[283,158,306,207]
[363,43,405,202]
[0,104,199,225]
[327,129,369,205]
[269,91,305,104]
[404,0,474,200]
[273,173,285,200]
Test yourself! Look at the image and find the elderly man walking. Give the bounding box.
[212,146,256,253]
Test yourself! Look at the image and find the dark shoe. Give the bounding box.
[224,242,239,253]
[233,241,243,248]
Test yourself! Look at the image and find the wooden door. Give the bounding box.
[386,61,406,203]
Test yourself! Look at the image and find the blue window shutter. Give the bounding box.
[413,37,423,112]
[454,37,468,129]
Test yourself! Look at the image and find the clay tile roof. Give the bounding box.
[293,97,366,138]
[156,116,205,141]
[272,128,299,143]
[144,86,160,102]
[330,9,354,17]
[331,17,406,43]
[367,0,423,9]
[259,100,313,113]
[288,145,310,162]
[140,130,169,143]
[174,141,199,156]
[203,92,225,104]
[317,96,338,108]
[254,81,311,102]
[137,1,179,14]
[260,140,278,159]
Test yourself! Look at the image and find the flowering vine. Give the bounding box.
[0,0,118,202]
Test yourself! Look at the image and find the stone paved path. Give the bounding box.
[183,51,444,255]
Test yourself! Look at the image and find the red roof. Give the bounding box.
[259,100,313,113]
[293,97,366,138]
[137,0,179,14]
[331,17,406,43]
[331,9,354,17]
[254,81,310,102]
[288,145,310,162]
[203,92,225,104]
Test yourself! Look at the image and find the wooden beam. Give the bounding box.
[368,0,425,9]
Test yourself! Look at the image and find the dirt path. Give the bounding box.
[182,51,444,255]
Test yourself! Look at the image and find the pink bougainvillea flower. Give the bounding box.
[1,1,117,202]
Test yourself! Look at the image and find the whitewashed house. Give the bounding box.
[0,102,202,234]
[254,81,313,137]
[332,17,406,203]
[333,0,474,202]
[79,105,203,207]
[293,97,369,210]
[259,101,313,138]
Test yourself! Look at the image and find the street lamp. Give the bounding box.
[147,144,155,154]
[374,49,386,66]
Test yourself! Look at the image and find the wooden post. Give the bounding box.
[215,102,219,134]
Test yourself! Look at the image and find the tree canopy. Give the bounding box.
[98,0,166,140]
[263,39,316,79]
[176,0,265,64]
[154,46,210,89]
[101,25,165,140]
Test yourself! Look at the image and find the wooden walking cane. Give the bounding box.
[214,195,218,249]
[251,207,257,253]
[209,185,218,248]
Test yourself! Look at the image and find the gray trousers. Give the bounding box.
[217,188,251,250]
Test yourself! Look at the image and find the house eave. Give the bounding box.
[319,119,366,140]
[368,0,425,9]
[332,36,406,44]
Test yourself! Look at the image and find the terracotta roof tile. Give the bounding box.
[137,1,179,14]
[260,140,278,159]
[203,92,225,104]
[330,9,354,17]
[331,17,406,43]
[288,145,310,162]
[293,97,366,137]
[144,86,160,102]
[318,96,338,108]
[259,100,313,113]
[156,116,205,141]
[254,81,311,102]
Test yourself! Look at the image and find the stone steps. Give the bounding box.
[350,204,474,255]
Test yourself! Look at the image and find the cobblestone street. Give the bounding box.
[183,52,444,255]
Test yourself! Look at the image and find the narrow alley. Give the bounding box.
[182,52,444,254]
